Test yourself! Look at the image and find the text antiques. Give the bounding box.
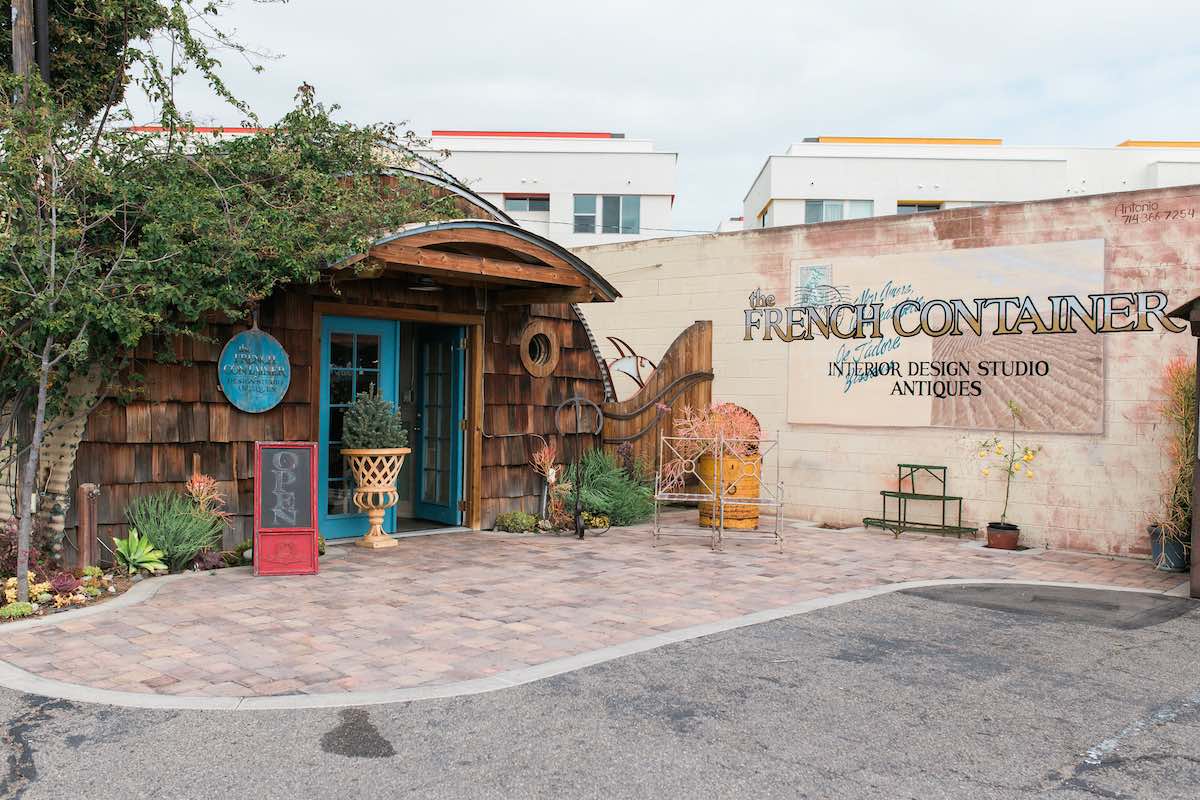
[253,442,319,576]
[743,289,1185,342]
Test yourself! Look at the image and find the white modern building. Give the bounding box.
[744,137,1200,228]
[425,131,677,248]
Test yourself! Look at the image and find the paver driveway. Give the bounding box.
[0,514,1184,699]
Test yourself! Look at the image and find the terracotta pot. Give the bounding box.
[986,522,1020,550]
[697,451,762,530]
[340,447,411,549]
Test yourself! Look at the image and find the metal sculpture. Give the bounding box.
[555,396,604,539]
[605,336,657,390]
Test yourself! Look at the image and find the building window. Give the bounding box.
[504,194,549,212]
[574,194,640,234]
[804,199,873,224]
[896,202,943,215]
[574,195,596,233]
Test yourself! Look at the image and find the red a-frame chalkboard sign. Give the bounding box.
[253,441,319,576]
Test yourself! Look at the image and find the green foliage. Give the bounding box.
[113,528,167,575]
[582,511,610,530]
[496,511,538,533]
[0,0,449,602]
[564,449,654,527]
[82,565,104,579]
[125,493,223,572]
[0,602,35,619]
[1157,356,1196,547]
[1,0,166,120]
[342,388,409,449]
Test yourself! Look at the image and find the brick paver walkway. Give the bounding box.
[0,515,1183,698]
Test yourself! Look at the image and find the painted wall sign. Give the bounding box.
[218,328,291,413]
[253,442,319,576]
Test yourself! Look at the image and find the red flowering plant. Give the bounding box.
[660,404,762,492]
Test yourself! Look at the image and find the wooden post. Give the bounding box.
[11,1,35,80]
[75,483,98,569]
[1192,333,1200,599]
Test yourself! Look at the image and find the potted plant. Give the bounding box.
[1148,356,1194,572]
[340,388,411,549]
[975,401,1041,550]
[662,403,763,529]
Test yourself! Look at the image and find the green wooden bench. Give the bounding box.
[862,464,975,538]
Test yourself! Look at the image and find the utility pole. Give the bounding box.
[12,1,35,80]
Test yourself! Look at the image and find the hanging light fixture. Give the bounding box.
[409,276,442,292]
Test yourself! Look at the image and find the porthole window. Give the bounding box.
[519,321,560,378]
[527,333,552,366]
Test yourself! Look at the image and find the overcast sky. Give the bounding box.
[150,0,1200,233]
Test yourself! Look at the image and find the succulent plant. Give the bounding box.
[49,572,81,595]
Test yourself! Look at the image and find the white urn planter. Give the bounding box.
[340,447,411,549]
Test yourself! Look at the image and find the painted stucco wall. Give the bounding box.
[576,185,1200,558]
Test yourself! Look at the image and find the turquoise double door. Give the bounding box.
[318,315,465,539]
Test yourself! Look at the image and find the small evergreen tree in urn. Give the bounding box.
[341,389,410,549]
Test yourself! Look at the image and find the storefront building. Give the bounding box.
[579,185,1200,557]
[36,177,621,549]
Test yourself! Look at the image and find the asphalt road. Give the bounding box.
[2,584,1199,799]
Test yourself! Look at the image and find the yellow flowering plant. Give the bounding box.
[974,401,1042,525]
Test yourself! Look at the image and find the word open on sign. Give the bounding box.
[269,450,299,527]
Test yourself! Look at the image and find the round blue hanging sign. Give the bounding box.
[218,328,292,413]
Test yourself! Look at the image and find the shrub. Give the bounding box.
[192,551,225,571]
[582,511,610,530]
[125,492,224,572]
[1155,356,1196,550]
[564,449,654,526]
[0,602,35,620]
[496,511,538,533]
[343,388,409,449]
[0,516,53,581]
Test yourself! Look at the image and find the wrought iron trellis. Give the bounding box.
[651,432,785,552]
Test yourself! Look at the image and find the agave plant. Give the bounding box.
[113,528,168,576]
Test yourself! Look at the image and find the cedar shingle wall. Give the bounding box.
[71,278,606,548]
[481,304,606,527]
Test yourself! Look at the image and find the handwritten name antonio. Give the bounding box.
[743,290,1185,341]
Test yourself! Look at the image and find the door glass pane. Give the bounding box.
[823,200,844,222]
[420,340,453,506]
[330,370,354,405]
[330,334,354,368]
[357,336,379,369]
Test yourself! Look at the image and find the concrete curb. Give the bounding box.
[0,576,1189,711]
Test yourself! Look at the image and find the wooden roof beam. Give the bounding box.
[492,287,597,306]
[370,242,588,287]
